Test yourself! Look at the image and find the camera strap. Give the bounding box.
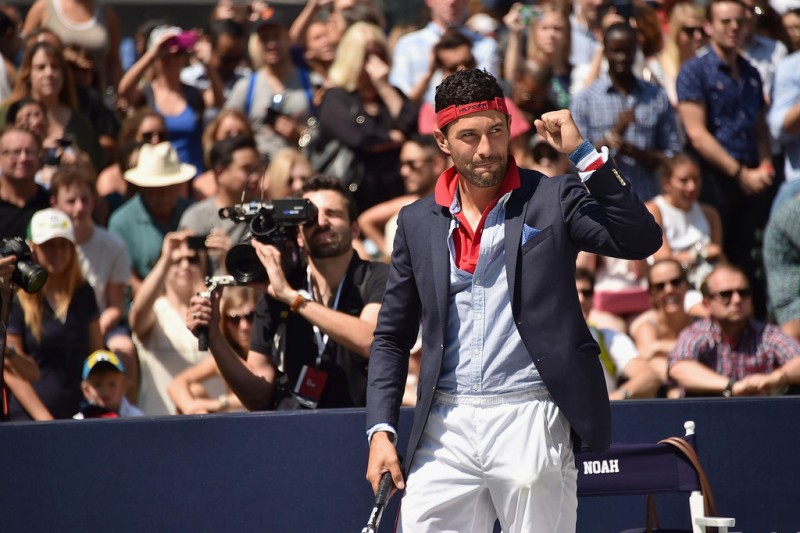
[308,268,344,367]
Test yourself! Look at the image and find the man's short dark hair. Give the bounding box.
[301,175,359,222]
[50,162,97,200]
[603,22,637,47]
[210,18,246,43]
[209,135,257,171]
[433,28,472,55]
[406,133,444,159]
[434,68,504,115]
[706,0,745,22]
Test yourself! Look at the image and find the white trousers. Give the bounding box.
[398,389,577,533]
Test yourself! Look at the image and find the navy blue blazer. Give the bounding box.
[367,160,662,470]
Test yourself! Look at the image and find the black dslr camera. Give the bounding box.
[0,236,47,293]
[219,198,318,284]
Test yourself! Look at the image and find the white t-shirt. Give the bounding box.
[76,225,131,310]
[590,326,639,393]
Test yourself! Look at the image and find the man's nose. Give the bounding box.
[476,134,492,157]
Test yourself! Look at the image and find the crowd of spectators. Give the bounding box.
[2,0,800,421]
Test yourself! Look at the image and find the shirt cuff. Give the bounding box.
[569,141,609,182]
[367,423,398,445]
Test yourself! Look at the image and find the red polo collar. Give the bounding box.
[434,157,521,273]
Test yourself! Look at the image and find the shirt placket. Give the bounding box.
[468,207,500,393]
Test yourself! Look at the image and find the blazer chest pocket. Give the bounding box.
[521,225,553,255]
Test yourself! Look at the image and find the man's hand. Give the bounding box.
[534,110,586,155]
[365,54,391,87]
[366,432,405,496]
[251,240,295,303]
[0,255,16,292]
[614,107,636,135]
[205,229,232,264]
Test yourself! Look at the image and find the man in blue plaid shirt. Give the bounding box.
[571,23,681,201]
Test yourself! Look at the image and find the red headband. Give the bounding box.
[436,97,509,129]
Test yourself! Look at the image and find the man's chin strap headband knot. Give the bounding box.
[436,97,510,129]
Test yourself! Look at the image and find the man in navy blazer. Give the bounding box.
[366,69,661,532]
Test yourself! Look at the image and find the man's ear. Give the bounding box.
[350,220,360,241]
[213,165,225,182]
[433,128,451,156]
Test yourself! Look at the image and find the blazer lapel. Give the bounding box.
[504,178,532,304]
[431,205,451,341]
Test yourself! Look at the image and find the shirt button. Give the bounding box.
[473,348,480,355]
[475,279,481,286]
[475,313,482,320]
[471,384,479,392]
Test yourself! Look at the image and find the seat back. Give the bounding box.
[576,434,702,497]
[575,421,733,533]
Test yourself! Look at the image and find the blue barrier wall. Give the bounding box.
[1,397,799,532]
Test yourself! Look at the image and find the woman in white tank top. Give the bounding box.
[23,0,122,91]
[646,154,725,290]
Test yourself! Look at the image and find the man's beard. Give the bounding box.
[304,228,351,259]
[456,155,507,188]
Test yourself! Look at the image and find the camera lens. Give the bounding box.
[14,258,48,293]
[225,244,267,284]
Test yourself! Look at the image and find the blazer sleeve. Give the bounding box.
[366,206,422,431]
[561,160,662,259]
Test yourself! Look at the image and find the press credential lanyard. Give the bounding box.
[308,268,344,367]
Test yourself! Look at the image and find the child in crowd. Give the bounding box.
[74,350,143,419]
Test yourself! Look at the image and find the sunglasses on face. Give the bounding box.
[681,26,705,37]
[140,130,167,143]
[399,158,431,171]
[650,277,685,292]
[578,288,594,298]
[710,288,752,304]
[226,311,255,325]
[177,255,201,266]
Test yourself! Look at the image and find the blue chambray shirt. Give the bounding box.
[677,45,765,167]
[436,189,544,395]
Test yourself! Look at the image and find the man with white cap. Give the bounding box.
[108,141,195,295]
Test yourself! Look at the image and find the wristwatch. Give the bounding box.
[290,290,312,313]
[723,378,735,398]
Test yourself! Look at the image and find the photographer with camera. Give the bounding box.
[187,175,388,410]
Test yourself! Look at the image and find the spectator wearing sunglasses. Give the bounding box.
[168,286,258,414]
[668,263,800,397]
[129,230,227,415]
[630,259,698,396]
[96,108,168,212]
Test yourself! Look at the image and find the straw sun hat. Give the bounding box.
[123,142,197,188]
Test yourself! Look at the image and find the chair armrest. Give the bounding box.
[695,516,735,527]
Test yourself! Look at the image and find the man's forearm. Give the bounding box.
[293,301,378,358]
[669,360,729,393]
[209,336,276,411]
